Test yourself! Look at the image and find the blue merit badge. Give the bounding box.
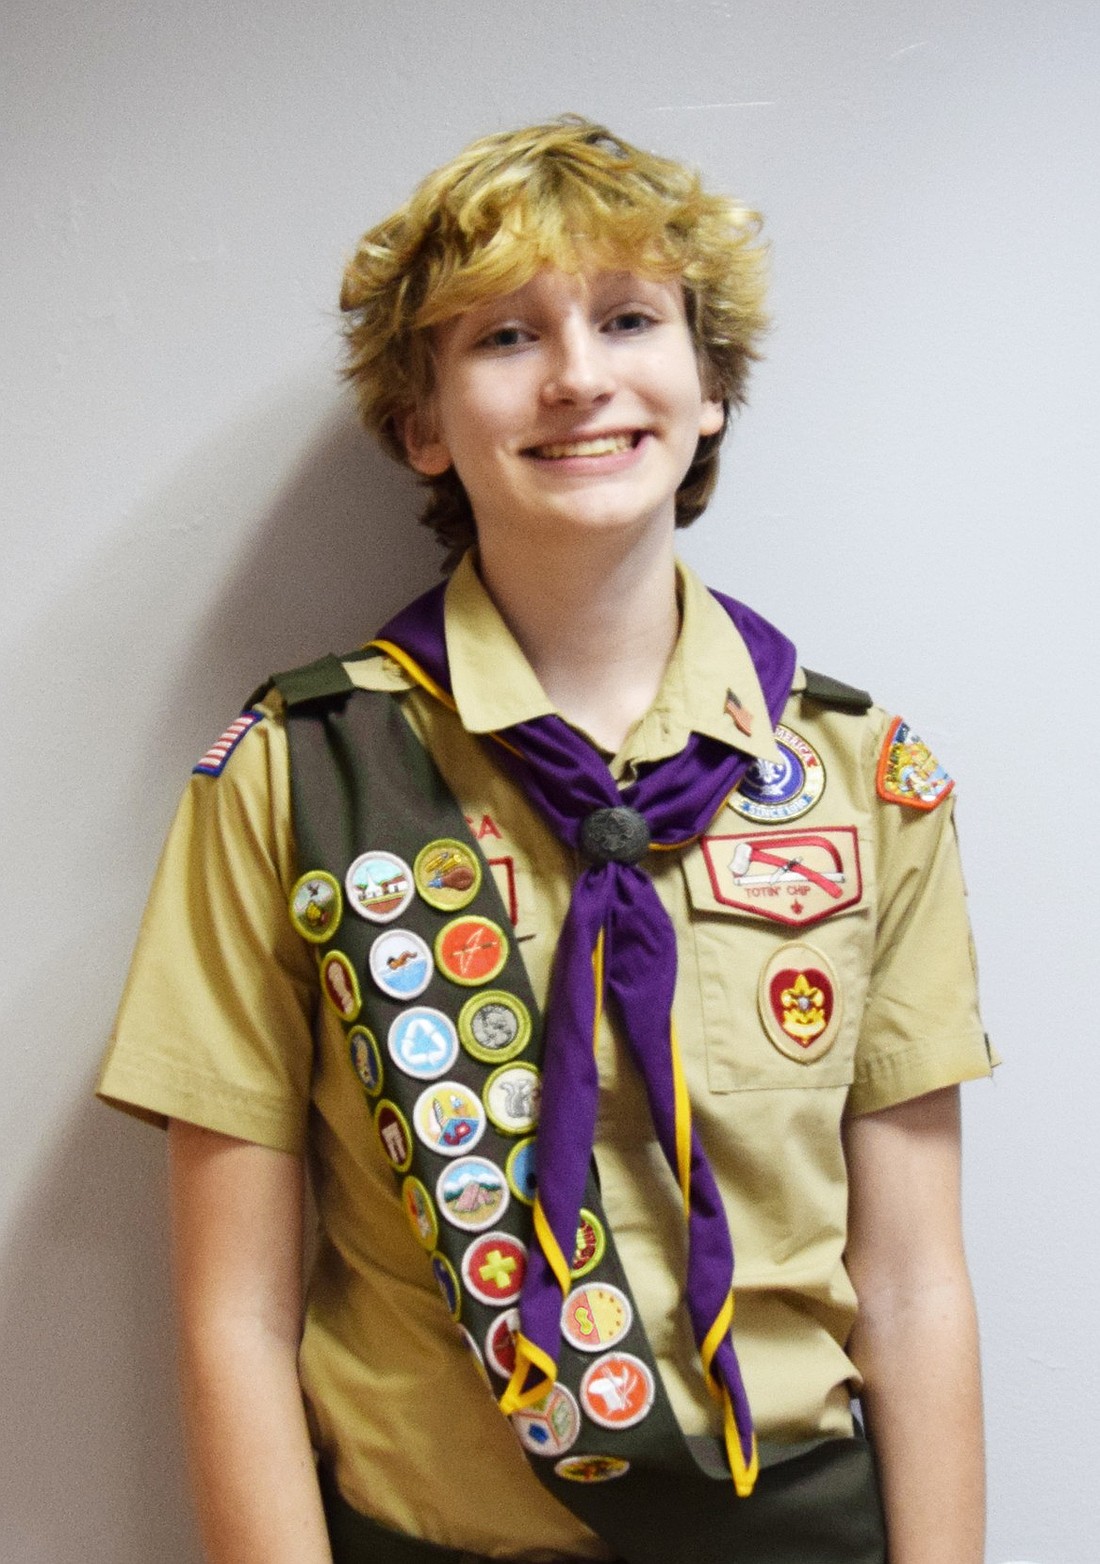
[192,709,264,776]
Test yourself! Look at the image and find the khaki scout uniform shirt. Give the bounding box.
[99,556,993,1561]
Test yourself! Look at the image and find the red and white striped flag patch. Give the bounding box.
[193,709,264,777]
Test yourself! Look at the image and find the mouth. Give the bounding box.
[525,431,642,460]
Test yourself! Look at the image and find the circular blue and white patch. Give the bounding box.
[387,1007,459,1079]
[346,850,414,923]
[727,724,826,824]
[369,929,433,1000]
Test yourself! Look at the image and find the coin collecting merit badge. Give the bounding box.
[561,1284,633,1353]
[580,1352,656,1431]
[368,929,433,1000]
[374,1100,414,1172]
[321,950,361,1021]
[505,1137,538,1206]
[401,1176,439,1250]
[458,990,531,1064]
[571,1209,606,1279]
[414,838,482,912]
[387,1007,459,1079]
[436,1155,510,1233]
[462,1231,528,1307]
[700,826,863,927]
[512,1383,581,1458]
[431,1251,462,1320]
[348,1026,383,1096]
[727,724,825,824]
[484,1062,541,1136]
[413,1081,486,1156]
[289,871,342,943]
[193,709,263,776]
[876,717,954,810]
[555,1454,631,1483]
[758,942,842,1064]
[345,850,414,923]
[485,1308,521,1378]
[435,915,509,986]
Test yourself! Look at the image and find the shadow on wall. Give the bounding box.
[0,376,440,1562]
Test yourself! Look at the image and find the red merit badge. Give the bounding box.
[462,1231,528,1306]
[757,942,843,1064]
[700,827,863,927]
[435,916,509,986]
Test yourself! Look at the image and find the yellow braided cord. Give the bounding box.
[669,1018,692,1218]
[498,1333,558,1414]
[367,640,458,710]
[722,1391,759,1497]
[700,1290,735,1386]
[591,929,605,1058]
[533,1196,573,1295]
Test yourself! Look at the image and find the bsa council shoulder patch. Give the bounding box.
[877,717,954,810]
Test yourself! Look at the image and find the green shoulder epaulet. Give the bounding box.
[801,668,873,712]
[264,653,357,710]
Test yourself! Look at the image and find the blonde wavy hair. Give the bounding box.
[340,116,769,567]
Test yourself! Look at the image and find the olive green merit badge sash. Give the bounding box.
[273,658,886,1564]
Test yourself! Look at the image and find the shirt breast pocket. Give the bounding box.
[680,824,875,1093]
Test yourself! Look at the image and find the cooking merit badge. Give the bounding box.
[346,851,414,923]
[414,838,482,912]
[728,724,825,823]
[700,826,863,926]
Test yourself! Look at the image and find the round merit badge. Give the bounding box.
[484,1307,521,1378]
[401,1175,439,1250]
[458,990,531,1064]
[436,1156,510,1233]
[554,1453,631,1484]
[368,929,433,1000]
[561,1284,632,1353]
[374,1099,414,1173]
[758,941,842,1064]
[413,1081,486,1157]
[345,850,414,923]
[505,1137,537,1206]
[434,915,509,987]
[430,1251,461,1320]
[321,950,361,1022]
[387,1007,459,1079]
[484,1062,541,1136]
[348,1026,383,1096]
[461,1231,528,1307]
[414,838,482,912]
[571,1209,606,1279]
[289,870,342,943]
[580,1352,655,1431]
[727,724,825,824]
[512,1383,581,1458]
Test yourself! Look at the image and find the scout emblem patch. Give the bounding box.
[436,1156,510,1233]
[413,1081,486,1156]
[348,1026,383,1095]
[513,1383,582,1457]
[727,724,825,823]
[193,709,263,776]
[700,827,863,927]
[368,929,432,999]
[289,871,342,943]
[462,1231,527,1307]
[877,717,954,810]
[757,943,842,1064]
[345,850,414,923]
[580,1352,655,1431]
[414,838,482,912]
[387,1007,459,1079]
[435,915,509,986]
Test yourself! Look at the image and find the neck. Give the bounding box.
[476,528,680,753]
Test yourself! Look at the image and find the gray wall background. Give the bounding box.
[3,3,1097,1560]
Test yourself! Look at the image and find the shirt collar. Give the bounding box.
[444,551,557,733]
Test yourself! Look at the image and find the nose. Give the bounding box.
[540,321,614,406]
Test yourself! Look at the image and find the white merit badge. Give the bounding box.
[345,851,414,923]
[387,1007,459,1079]
[727,724,825,824]
[512,1383,582,1458]
[413,1081,486,1157]
[368,929,433,1000]
[436,1155,510,1233]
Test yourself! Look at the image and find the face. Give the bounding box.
[403,268,724,552]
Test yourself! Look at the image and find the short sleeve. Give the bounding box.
[849,778,994,1117]
[96,700,318,1153]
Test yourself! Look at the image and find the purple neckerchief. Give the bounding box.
[373,577,796,1492]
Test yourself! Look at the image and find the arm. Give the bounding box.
[168,1120,333,1564]
[843,1086,985,1564]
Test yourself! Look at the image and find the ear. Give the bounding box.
[698,397,725,439]
[399,405,453,477]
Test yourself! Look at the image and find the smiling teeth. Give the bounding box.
[535,434,634,459]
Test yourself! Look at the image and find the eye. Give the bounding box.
[604,309,657,335]
[475,323,534,351]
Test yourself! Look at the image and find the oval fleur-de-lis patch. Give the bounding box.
[757,942,842,1064]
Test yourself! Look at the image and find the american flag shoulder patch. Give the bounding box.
[193,709,265,777]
